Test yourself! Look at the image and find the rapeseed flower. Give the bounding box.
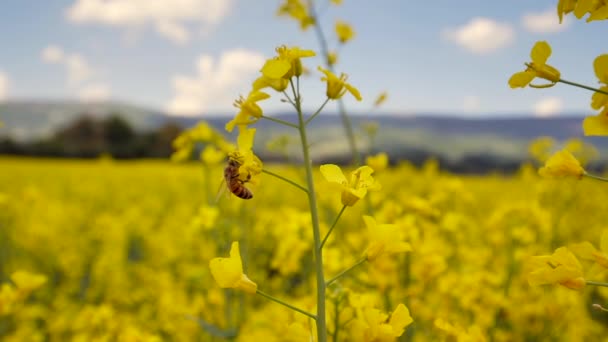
[335,20,355,44]
[318,66,362,101]
[366,153,389,172]
[538,149,585,179]
[528,247,585,290]
[261,45,315,80]
[228,127,263,185]
[362,216,411,262]
[348,303,413,342]
[583,55,608,135]
[571,230,608,269]
[320,164,380,206]
[509,41,561,88]
[209,241,257,294]
[277,0,315,30]
[225,90,270,132]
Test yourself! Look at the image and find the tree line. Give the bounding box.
[0,115,183,158]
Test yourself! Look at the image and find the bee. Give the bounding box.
[223,159,253,200]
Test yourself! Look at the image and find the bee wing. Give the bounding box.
[214,176,230,203]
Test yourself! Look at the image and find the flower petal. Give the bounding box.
[320,164,348,184]
[531,41,551,65]
[509,71,536,88]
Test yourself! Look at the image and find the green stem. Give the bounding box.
[261,115,299,129]
[583,172,608,182]
[558,79,608,95]
[326,258,367,286]
[586,280,608,288]
[306,97,331,125]
[256,290,317,320]
[262,169,308,194]
[306,0,360,165]
[320,205,347,250]
[292,78,328,342]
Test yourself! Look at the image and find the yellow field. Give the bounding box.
[1,156,608,341]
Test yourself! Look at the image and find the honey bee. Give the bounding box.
[223,159,253,200]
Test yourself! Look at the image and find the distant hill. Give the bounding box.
[1,100,605,169]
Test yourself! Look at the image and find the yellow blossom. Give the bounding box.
[320,164,380,206]
[0,284,17,315]
[348,303,413,342]
[277,0,315,30]
[228,127,263,185]
[366,153,389,172]
[252,74,289,93]
[583,55,608,135]
[200,145,225,165]
[318,66,362,101]
[335,20,355,44]
[327,51,338,66]
[362,216,411,261]
[509,41,561,88]
[538,149,585,179]
[225,90,271,132]
[528,136,555,162]
[527,247,585,290]
[209,241,257,294]
[571,230,608,269]
[374,91,388,107]
[261,46,315,80]
[557,0,576,23]
[10,271,47,296]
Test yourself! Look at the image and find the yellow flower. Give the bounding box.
[583,55,608,135]
[327,51,338,66]
[527,247,585,290]
[538,149,585,179]
[348,303,413,342]
[10,271,47,296]
[261,45,316,80]
[209,241,257,294]
[509,41,561,88]
[225,90,270,132]
[365,153,388,172]
[557,0,576,23]
[318,66,362,101]
[252,74,289,92]
[277,0,315,31]
[528,136,556,162]
[200,145,225,165]
[320,164,380,206]
[374,91,388,107]
[335,20,355,44]
[0,284,17,315]
[228,127,263,185]
[571,230,608,269]
[362,216,411,262]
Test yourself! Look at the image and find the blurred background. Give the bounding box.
[0,0,605,171]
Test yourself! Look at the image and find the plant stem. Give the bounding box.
[256,290,317,320]
[320,205,347,250]
[584,172,608,183]
[306,97,331,125]
[326,258,367,286]
[306,0,360,165]
[558,79,608,95]
[261,115,299,129]
[262,169,308,194]
[586,280,608,288]
[293,78,328,342]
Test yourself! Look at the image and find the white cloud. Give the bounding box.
[442,17,514,54]
[463,95,481,113]
[41,45,65,63]
[0,71,8,101]
[66,0,233,44]
[156,21,190,44]
[79,83,111,102]
[166,49,265,116]
[41,45,95,86]
[534,97,563,117]
[522,8,570,33]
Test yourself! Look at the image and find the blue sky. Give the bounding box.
[0,0,605,117]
